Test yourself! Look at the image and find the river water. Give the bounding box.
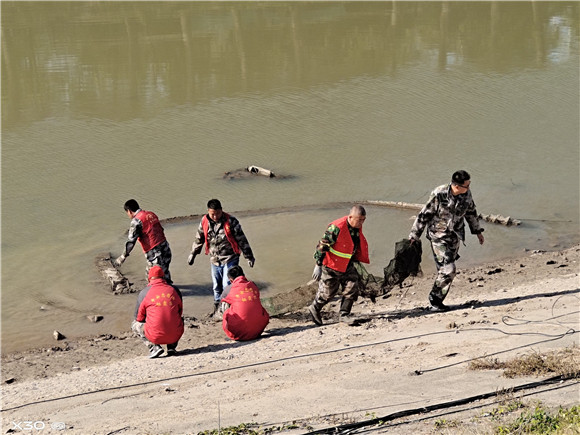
[2,2,578,354]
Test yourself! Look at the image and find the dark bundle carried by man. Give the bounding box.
[354,262,384,303]
[382,238,423,292]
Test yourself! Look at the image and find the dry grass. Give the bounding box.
[468,346,580,378]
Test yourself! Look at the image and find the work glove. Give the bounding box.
[312,265,322,281]
[220,301,231,313]
[247,257,255,268]
[187,253,197,266]
[114,254,126,267]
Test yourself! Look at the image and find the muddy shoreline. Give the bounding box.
[3,245,578,384]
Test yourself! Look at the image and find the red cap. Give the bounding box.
[148,266,165,281]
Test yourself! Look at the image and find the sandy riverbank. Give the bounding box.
[2,246,579,434]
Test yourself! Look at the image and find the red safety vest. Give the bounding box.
[323,216,369,273]
[201,213,240,255]
[135,210,166,253]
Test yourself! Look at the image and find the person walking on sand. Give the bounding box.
[409,170,485,312]
[187,199,255,313]
[220,265,269,341]
[132,266,184,358]
[308,205,370,326]
[115,199,172,283]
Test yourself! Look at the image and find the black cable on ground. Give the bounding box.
[261,372,579,433]
[304,374,578,435]
[1,328,463,412]
[349,381,579,435]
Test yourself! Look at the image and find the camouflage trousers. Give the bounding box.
[429,238,460,303]
[314,262,359,307]
[145,240,172,283]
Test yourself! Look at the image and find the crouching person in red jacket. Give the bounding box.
[132,265,184,358]
[221,266,269,341]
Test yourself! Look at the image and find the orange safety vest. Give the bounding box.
[323,216,369,273]
[201,213,240,255]
[135,210,166,253]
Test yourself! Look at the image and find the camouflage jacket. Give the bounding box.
[191,214,253,266]
[409,183,483,244]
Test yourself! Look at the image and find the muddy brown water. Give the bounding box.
[2,2,578,353]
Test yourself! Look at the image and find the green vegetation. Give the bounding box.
[495,405,580,434]
[198,421,310,435]
[263,423,303,434]
[198,422,260,435]
[485,399,526,420]
[434,418,460,429]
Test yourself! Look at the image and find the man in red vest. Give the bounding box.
[187,199,255,313]
[220,265,269,341]
[132,266,184,358]
[308,205,370,326]
[115,199,172,283]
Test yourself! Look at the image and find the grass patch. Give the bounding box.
[198,422,261,435]
[469,346,580,378]
[434,418,460,429]
[484,398,526,421]
[198,421,310,435]
[495,404,580,434]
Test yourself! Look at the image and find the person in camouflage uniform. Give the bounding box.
[115,199,173,283]
[308,205,370,325]
[409,170,485,311]
[187,199,255,310]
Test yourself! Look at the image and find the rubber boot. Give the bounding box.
[428,289,450,312]
[212,301,223,321]
[339,298,356,325]
[308,300,325,326]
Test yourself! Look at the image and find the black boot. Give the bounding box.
[308,300,325,326]
[428,290,449,312]
[167,343,178,356]
[339,298,356,325]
